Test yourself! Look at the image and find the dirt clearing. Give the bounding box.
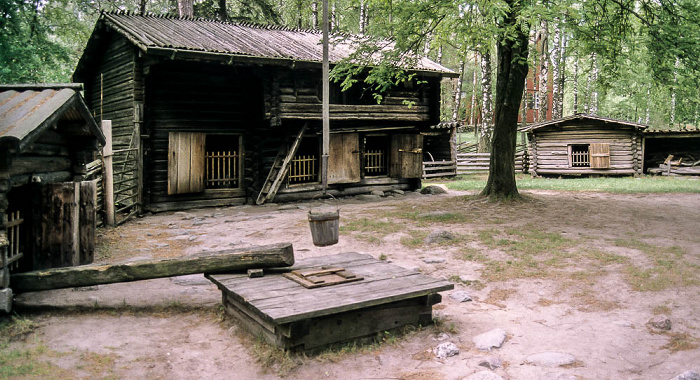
[5,189,700,379]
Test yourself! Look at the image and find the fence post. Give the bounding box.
[102,120,115,226]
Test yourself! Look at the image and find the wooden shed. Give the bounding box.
[72,11,456,213]
[525,115,645,176]
[0,84,105,292]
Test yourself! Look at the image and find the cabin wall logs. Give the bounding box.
[528,125,643,176]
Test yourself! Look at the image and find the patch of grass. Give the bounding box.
[455,246,488,263]
[76,351,120,378]
[251,335,300,376]
[400,230,428,248]
[432,315,459,335]
[660,332,699,353]
[484,288,517,308]
[652,305,673,315]
[438,174,700,194]
[614,239,700,291]
[475,227,576,281]
[0,315,38,343]
[0,344,73,379]
[447,275,485,290]
[572,291,620,312]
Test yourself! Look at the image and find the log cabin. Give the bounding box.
[525,114,645,176]
[0,84,105,299]
[73,11,457,213]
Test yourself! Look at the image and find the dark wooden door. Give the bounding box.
[390,134,424,178]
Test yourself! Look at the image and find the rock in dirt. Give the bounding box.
[425,230,456,244]
[462,370,504,380]
[524,352,577,367]
[433,342,460,359]
[421,184,448,195]
[670,371,700,380]
[278,204,300,211]
[473,328,507,351]
[449,291,473,303]
[422,257,446,264]
[478,356,502,370]
[370,190,385,197]
[391,189,405,195]
[356,194,382,201]
[648,315,672,331]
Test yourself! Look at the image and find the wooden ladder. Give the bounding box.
[256,123,308,205]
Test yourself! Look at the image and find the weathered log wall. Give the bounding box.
[529,125,642,176]
[143,61,264,211]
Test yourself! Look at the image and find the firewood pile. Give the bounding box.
[647,153,700,176]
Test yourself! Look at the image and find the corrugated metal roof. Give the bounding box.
[0,84,104,150]
[91,11,454,75]
[523,114,647,132]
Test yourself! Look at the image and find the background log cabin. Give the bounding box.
[0,84,105,295]
[525,115,645,177]
[73,11,457,213]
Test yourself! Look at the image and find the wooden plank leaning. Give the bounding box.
[10,243,294,293]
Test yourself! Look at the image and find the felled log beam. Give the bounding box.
[11,243,294,292]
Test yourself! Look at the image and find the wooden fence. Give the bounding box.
[456,150,528,174]
[422,160,457,179]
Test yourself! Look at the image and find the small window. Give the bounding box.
[363,135,389,177]
[287,137,319,185]
[569,144,590,167]
[205,135,242,189]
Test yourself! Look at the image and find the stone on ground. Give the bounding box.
[670,371,700,380]
[473,328,507,351]
[450,291,473,303]
[433,342,459,359]
[421,185,448,195]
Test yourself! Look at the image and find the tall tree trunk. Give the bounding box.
[573,54,579,114]
[479,47,493,153]
[558,31,567,117]
[312,0,318,29]
[469,52,478,130]
[589,53,598,115]
[139,0,147,15]
[359,0,367,34]
[297,0,303,29]
[178,0,193,17]
[645,86,651,124]
[521,78,528,128]
[537,20,549,122]
[453,60,465,122]
[218,0,227,21]
[551,18,562,119]
[437,45,443,65]
[481,0,530,199]
[670,57,680,126]
[331,1,337,30]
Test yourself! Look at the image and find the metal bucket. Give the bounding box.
[308,208,339,246]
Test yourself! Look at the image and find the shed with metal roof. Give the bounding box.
[0,84,105,293]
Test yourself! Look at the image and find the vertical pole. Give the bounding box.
[321,0,330,193]
[102,120,115,226]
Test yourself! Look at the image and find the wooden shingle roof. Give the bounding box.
[75,11,455,79]
[523,114,647,132]
[0,84,105,151]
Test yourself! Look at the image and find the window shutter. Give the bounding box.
[590,143,610,169]
[168,132,205,194]
[390,134,424,178]
[328,133,361,184]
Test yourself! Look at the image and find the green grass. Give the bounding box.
[433,174,700,194]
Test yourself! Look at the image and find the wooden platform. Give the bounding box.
[206,252,454,352]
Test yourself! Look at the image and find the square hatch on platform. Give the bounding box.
[206,252,453,352]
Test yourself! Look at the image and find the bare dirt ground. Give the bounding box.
[7,189,700,379]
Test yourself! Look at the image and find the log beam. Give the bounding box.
[11,243,294,292]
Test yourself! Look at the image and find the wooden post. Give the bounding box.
[321,0,330,193]
[102,120,115,226]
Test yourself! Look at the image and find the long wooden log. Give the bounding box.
[11,243,294,292]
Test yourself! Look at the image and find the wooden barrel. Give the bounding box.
[308,208,339,246]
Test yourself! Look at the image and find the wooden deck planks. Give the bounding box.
[207,252,453,324]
